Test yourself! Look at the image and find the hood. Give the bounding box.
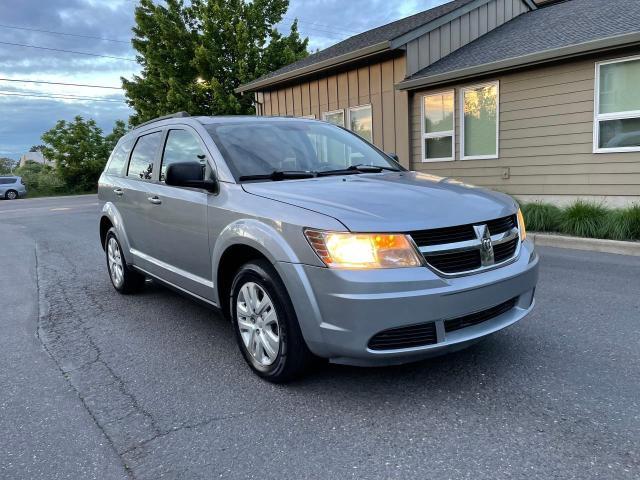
[242,171,517,232]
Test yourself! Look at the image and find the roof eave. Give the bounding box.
[396,31,640,91]
[236,41,391,93]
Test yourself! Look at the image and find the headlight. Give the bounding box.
[304,229,422,269]
[517,208,527,241]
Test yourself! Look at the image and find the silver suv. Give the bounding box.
[98,113,538,382]
[0,176,27,200]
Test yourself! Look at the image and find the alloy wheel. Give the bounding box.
[236,281,280,366]
[107,237,124,288]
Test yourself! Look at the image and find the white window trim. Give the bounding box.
[300,114,316,119]
[593,55,640,153]
[347,104,373,141]
[421,90,455,162]
[460,80,499,161]
[322,109,345,127]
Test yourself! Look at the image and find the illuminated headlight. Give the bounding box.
[517,208,527,241]
[304,229,423,269]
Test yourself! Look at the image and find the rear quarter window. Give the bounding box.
[106,139,134,176]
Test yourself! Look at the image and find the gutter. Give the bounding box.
[396,31,640,91]
[235,41,390,93]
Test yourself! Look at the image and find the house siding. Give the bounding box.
[255,55,411,167]
[410,51,640,205]
[405,0,530,76]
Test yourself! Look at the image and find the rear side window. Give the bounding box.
[0,178,16,184]
[160,129,206,182]
[106,139,133,176]
[127,132,162,180]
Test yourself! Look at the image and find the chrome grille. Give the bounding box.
[409,214,520,276]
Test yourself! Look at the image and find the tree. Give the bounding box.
[0,157,16,175]
[40,116,127,192]
[29,144,46,152]
[122,0,308,125]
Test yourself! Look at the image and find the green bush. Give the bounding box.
[520,200,640,242]
[521,202,562,232]
[557,201,608,238]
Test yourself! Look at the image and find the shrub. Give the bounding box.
[521,202,562,232]
[621,204,640,241]
[557,201,608,238]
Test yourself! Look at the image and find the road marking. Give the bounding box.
[50,207,71,211]
[0,202,99,214]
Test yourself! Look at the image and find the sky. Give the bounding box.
[0,0,448,160]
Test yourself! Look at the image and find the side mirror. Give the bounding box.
[386,152,400,163]
[165,162,217,192]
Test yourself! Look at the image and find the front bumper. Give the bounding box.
[277,239,539,366]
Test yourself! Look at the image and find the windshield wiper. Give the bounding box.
[239,170,317,182]
[317,164,400,176]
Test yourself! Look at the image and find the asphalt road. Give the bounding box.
[1,194,639,480]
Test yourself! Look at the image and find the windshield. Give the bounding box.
[205,120,402,181]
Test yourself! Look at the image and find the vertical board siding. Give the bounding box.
[409,53,640,198]
[405,0,531,76]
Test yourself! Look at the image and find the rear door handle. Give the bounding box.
[147,196,162,205]
[113,188,123,196]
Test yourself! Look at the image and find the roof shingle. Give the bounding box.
[244,0,477,88]
[406,0,640,82]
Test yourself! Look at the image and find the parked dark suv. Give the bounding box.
[98,113,539,382]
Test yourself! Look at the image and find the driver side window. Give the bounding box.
[161,129,206,182]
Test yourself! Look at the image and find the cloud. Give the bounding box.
[0,0,449,158]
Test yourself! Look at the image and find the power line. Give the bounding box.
[282,17,361,35]
[0,41,137,62]
[0,23,130,44]
[0,77,122,90]
[0,91,127,103]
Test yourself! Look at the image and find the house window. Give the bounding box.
[348,105,373,142]
[461,81,499,160]
[422,91,454,161]
[595,55,640,152]
[323,109,345,127]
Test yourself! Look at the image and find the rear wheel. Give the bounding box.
[230,260,315,382]
[105,228,145,294]
[5,190,18,200]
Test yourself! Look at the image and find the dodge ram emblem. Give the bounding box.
[474,224,495,266]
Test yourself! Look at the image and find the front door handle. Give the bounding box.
[113,188,123,196]
[147,196,162,205]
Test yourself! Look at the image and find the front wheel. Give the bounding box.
[230,260,315,382]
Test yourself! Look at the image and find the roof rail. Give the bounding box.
[134,111,190,130]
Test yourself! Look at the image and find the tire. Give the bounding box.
[230,260,315,382]
[5,190,18,200]
[105,228,145,294]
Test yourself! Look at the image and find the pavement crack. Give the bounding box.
[120,409,260,457]
[34,241,137,480]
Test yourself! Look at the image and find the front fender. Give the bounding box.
[101,202,133,265]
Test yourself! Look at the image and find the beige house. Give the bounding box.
[238,0,640,206]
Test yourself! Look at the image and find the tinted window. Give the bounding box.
[127,132,162,180]
[0,178,16,184]
[161,130,206,182]
[106,140,133,176]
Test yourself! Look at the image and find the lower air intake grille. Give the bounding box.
[444,297,517,333]
[368,322,437,351]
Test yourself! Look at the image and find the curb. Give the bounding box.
[530,233,640,257]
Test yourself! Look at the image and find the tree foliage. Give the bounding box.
[40,116,127,192]
[122,0,308,124]
[0,157,17,175]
